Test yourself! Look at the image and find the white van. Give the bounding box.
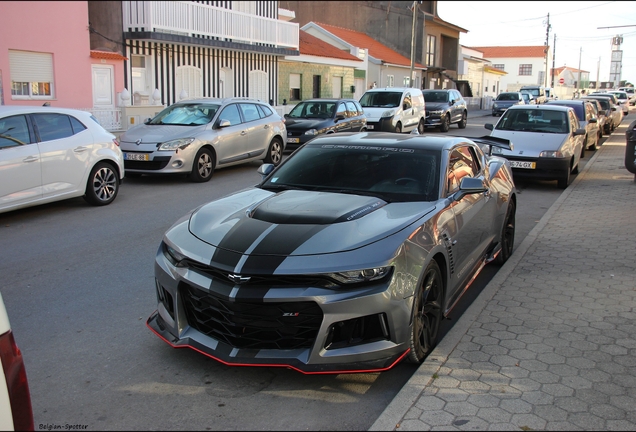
[359,87,426,134]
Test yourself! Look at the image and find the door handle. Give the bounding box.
[73,146,88,153]
[263,124,270,129]
[23,156,39,163]
[241,131,247,136]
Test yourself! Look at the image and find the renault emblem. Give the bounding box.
[228,274,251,285]
[136,139,142,145]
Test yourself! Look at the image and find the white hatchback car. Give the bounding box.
[119,98,286,182]
[0,292,34,431]
[0,106,124,214]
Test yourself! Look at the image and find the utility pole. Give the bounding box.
[596,57,600,91]
[409,1,418,88]
[543,13,551,88]
[551,33,556,88]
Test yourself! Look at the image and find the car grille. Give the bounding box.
[124,156,171,171]
[181,284,323,350]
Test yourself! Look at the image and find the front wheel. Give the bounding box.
[407,260,444,364]
[189,147,215,182]
[439,114,450,132]
[494,201,516,265]
[557,164,571,189]
[84,162,119,206]
[457,111,467,129]
[394,122,402,134]
[417,118,425,134]
[264,138,283,166]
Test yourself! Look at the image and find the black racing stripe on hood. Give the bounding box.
[210,217,274,269]
[240,224,327,274]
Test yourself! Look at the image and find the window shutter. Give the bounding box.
[9,50,53,83]
[290,74,300,89]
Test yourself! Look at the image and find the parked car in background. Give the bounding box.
[617,87,635,105]
[421,89,467,132]
[582,98,608,137]
[590,92,624,121]
[0,106,124,214]
[486,104,585,189]
[0,292,34,431]
[359,87,426,134]
[585,95,620,133]
[147,132,517,373]
[491,92,526,117]
[546,100,600,153]
[520,92,536,105]
[284,99,366,151]
[519,85,546,104]
[606,91,630,115]
[119,98,286,182]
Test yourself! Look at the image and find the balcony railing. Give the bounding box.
[122,1,299,49]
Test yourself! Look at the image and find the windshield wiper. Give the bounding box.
[260,184,305,192]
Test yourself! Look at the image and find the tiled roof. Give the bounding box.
[299,31,362,61]
[484,65,506,75]
[552,66,589,74]
[469,46,547,58]
[311,22,425,68]
[90,50,128,61]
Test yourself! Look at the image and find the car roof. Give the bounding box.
[506,104,572,112]
[174,97,266,105]
[0,106,95,117]
[297,98,358,102]
[303,131,481,152]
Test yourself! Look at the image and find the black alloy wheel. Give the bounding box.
[408,260,444,363]
[439,114,450,132]
[457,111,467,129]
[494,201,516,265]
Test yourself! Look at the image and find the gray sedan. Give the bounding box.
[147,132,517,373]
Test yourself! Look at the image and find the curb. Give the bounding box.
[369,128,610,431]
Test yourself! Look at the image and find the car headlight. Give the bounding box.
[163,242,187,267]
[323,267,392,284]
[304,129,318,136]
[429,110,444,115]
[158,138,195,151]
[539,150,564,158]
[493,103,499,108]
[381,110,395,118]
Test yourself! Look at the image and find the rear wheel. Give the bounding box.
[439,114,450,132]
[84,162,119,206]
[495,201,516,265]
[189,147,215,182]
[457,111,467,129]
[407,260,444,364]
[264,138,283,166]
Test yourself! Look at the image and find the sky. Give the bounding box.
[436,1,636,86]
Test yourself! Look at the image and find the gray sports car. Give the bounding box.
[147,132,517,374]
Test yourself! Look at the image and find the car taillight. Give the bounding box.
[0,330,34,431]
[113,138,120,147]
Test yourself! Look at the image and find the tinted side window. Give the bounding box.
[447,147,478,194]
[32,113,74,142]
[239,103,260,122]
[0,115,32,148]
[218,104,242,126]
[354,101,364,115]
[257,104,273,118]
[70,116,87,134]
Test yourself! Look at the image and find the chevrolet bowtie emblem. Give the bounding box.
[228,274,251,284]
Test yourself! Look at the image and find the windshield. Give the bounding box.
[148,103,220,126]
[521,88,540,97]
[423,91,449,103]
[496,109,568,134]
[260,144,441,202]
[359,92,402,108]
[496,93,519,101]
[288,101,337,119]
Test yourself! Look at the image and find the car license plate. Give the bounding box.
[287,138,300,143]
[367,125,374,130]
[510,161,536,169]
[124,152,149,161]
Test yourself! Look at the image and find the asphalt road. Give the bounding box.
[0,117,598,430]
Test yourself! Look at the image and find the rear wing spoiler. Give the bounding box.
[469,136,513,155]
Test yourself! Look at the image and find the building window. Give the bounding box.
[493,64,505,71]
[386,75,394,87]
[9,50,54,99]
[426,35,436,66]
[403,77,411,87]
[519,64,532,76]
[290,73,301,100]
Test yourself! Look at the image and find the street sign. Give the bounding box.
[559,77,565,85]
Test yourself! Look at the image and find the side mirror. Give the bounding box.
[258,163,275,178]
[573,128,586,136]
[453,177,488,201]
[485,123,494,131]
[144,118,152,125]
[335,114,346,121]
[217,119,231,128]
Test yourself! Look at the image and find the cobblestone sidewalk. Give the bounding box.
[371,120,636,431]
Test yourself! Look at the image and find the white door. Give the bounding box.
[354,78,364,100]
[92,65,114,108]
[332,76,342,98]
